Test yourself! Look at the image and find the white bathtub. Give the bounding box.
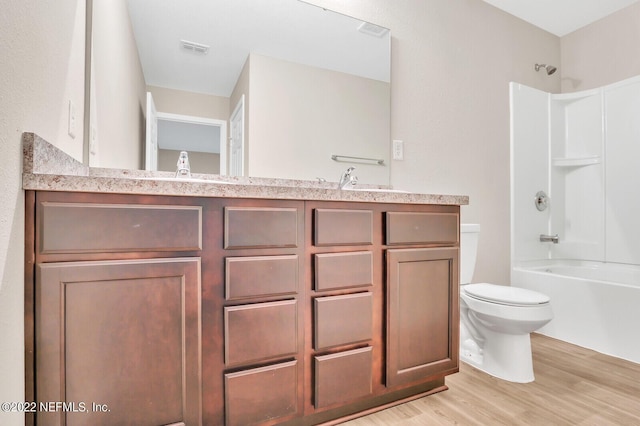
[512,260,640,364]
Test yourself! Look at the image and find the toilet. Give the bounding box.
[460,224,553,383]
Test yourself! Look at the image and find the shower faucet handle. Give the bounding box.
[540,234,559,244]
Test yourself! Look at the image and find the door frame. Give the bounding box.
[229,95,245,176]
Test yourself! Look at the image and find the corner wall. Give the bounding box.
[561,2,640,92]
[0,1,86,424]
[90,0,146,169]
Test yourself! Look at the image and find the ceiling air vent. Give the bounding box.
[357,21,389,38]
[180,40,210,55]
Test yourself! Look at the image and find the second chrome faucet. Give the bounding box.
[176,151,191,178]
[338,166,358,189]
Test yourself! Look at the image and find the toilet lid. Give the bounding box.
[464,283,550,306]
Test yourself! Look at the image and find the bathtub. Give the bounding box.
[512,260,640,364]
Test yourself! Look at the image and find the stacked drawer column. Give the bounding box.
[220,201,305,426]
[304,203,384,417]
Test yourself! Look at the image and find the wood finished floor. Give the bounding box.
[342,334,640,425]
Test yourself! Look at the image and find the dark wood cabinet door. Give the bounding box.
[35,258,201,426]
[386,247,459,388]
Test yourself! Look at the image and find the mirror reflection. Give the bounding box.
[89,0,391,184]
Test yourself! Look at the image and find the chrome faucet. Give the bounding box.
[176,151,191,178]
[540,234,559,244]
[338,166,358,189]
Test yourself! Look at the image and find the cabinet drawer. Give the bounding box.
[225,360,298,426]
[224,207,299,249]
[314,292,372,350]
[314,347,373,408]
[386,212,458,245]
[314,209,373,246]
[38,202,202,254]
[224,300,297,365]
[226,255,299,300]
[315,251,373,291]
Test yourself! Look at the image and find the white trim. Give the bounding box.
[156,112,224,127]
[229,95,245,176]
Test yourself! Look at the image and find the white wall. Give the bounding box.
[91,0,146,169]
[0,1,86,424]
[247,54,391,184]
[561,2,640,93]
[148,85,229,120]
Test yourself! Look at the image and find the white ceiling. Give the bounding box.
[127,0,390,97]
[483,0,640,37]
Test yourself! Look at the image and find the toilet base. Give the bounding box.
[460,327,535,383]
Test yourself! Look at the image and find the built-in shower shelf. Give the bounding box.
[552,156,601,167]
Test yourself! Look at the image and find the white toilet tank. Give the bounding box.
[460,224,480,285]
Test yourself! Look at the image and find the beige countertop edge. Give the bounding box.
[22,173,469,206]
[21,133,469,206]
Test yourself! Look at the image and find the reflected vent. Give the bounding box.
[357,21,389,38]
[180,40,210,55]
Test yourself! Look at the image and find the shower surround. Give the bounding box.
[510,75,640,364]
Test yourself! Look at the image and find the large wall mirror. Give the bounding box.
[88,0,391,184]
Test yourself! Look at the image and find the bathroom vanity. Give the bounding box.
[23,134,468,425]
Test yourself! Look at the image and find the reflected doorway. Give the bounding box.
[145,91,227,174]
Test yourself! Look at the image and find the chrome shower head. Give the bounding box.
[535,63,557,75]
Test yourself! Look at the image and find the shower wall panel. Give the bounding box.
[550,92,605,261]
[512,75,640,267]
[605,78,640,264]
[509,83,550,263]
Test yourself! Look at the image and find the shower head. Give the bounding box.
[535,63,557,75]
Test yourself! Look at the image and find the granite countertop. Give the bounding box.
[22,133,469,206]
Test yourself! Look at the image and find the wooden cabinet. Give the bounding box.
[30,191,203,426]
[26,192,459,426]
[305,204,378,420]
[220,201,305,426]
[36,258,201,426]
[385,211,460,388]
[386,248,459,387]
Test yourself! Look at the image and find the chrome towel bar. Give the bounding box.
[331,154,385,166]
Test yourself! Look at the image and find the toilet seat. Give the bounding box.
[463,283,550,307]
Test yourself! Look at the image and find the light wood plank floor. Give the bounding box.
[343,334,640,425]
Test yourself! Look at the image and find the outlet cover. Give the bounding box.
[392,140,404,160]
[68,100,76,139]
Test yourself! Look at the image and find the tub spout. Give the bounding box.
[540,234,559,244]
